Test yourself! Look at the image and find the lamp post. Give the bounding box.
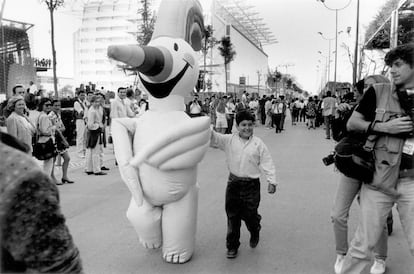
[353,0,360,85]
[318,51,330,84]
[317,32,334,81]
[317,0,352,94]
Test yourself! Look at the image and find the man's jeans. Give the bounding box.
[324,115,333,138]
[331,174,388,259]
[341,180,414,274]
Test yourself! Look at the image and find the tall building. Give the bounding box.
[201,0,277,96]
[74,0,140,91]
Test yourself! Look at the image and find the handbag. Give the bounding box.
[32,115,57,160]
[334,135,375,183]
[33,138,57,160]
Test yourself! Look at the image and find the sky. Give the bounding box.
[2,0,390,93]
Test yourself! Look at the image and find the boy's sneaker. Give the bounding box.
[370,259,386,274]
[249,232,259,248]
[334,254,345,274]
[226,249,238,259]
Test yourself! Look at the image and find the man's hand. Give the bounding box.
[268,183,277,194]
[337,103,351,113]
[380,116,413,134]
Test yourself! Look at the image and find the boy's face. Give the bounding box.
[390,58,414,88]
[237,120,254,139]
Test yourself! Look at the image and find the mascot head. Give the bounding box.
[107,0,204,100]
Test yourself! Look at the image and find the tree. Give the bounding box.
[218,36,236,93]
[365,0,413,49]
[42,0,64,98]
[201,25,218,92]
[137,0,156,45]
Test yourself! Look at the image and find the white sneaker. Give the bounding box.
[370,259,386,274]
[334,254,345,274]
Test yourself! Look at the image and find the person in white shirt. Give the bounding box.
[110,87,135,119]
[29,81,38,95]
[225,97,236,134]
[210,110,278,259]
[272,98,284,133]
[264,97,273,129]
[73,90,87,157]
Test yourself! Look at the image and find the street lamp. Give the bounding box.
[318,50,330,84]
[317,0,352,94]
[317,32,334,81]
[353,0,360,85]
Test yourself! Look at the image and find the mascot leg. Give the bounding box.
[162,184,199,264]
[126,198,162,249]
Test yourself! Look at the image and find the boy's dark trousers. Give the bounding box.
[225,173,261,251]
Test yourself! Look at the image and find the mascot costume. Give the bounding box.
[107,0,210,264]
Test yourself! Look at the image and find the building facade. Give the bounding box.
[201,0,276,97]
[74,0,140,91]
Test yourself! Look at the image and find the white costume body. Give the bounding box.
[108,0,208,264]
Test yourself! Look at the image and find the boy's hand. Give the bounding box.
[268,183,277,194]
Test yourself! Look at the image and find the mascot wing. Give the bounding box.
[112,118,144,206]
[129,116,210,170]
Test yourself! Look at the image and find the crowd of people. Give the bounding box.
[0,84,150,183]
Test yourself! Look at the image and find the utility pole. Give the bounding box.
[352,0,360,85]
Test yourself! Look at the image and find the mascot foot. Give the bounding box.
[163,251,192,264]
[140,238,162,249]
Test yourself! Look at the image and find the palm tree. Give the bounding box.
[218,36,236,94]
[201,25,218,92]
[137,0,156,46]
[43,0,64,98]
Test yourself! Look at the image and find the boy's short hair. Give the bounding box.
[235,110,255,125]
[385,43,414,67]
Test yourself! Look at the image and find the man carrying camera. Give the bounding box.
[187,94,202,118]
[340,43,414,274]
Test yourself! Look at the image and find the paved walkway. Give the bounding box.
[57,116,413,274]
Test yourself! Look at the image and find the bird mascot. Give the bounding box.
[107,0,210,264]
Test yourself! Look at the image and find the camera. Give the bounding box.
[322,152,336,166]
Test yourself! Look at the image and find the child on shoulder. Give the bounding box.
[210,110,278,259]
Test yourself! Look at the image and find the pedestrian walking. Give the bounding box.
[73,90,87,158]
[49,99,74,185]
[306,97,317,129]
[331,75,391,274]
[272,98,283,133]
[340,43,414,274]
[322,91,336,139]
[36,98,57,178]
[215,98,228,134]
[5,95,36,153]
[210,110,278,259]
[225,97,236,134]
[85,95,106,176]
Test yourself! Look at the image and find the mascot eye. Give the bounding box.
[174,43,179,51]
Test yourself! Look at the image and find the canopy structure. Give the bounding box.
[365,0,414,49]
[214,0,277,49]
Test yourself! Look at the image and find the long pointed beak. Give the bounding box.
[107,45,166,76]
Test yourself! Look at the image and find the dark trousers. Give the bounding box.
[225,114,234,134]
[272,113,282,133]
[261,109,266,125]
[225,173,261,250]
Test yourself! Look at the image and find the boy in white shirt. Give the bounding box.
[210,110,278,259]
